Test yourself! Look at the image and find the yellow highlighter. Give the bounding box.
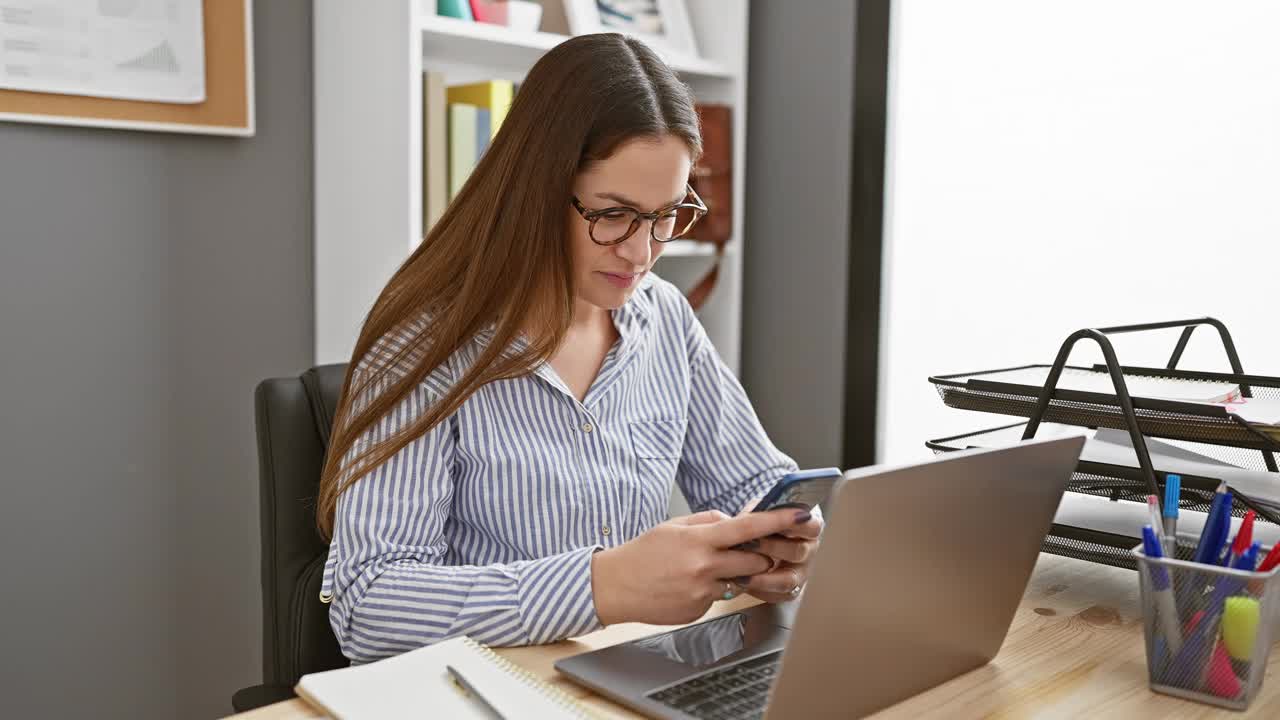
[1222,596,1261,661]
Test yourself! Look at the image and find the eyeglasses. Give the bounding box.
[571,184,708,246]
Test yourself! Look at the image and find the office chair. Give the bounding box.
[229,363,696,712]
[232,364,350,712]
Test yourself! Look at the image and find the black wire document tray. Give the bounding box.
[925,318,1280,571]
[930,363,1280,452]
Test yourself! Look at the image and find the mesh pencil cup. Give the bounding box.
[1134,545,1280,710]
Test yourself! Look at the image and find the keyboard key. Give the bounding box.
[675,691,711,708]
[648,651,783,718]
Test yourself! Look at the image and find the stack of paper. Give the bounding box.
[1215,396,1280,432]
[967,367,1242,404]
[1054,492,1280,550]
[947,424,1280,512]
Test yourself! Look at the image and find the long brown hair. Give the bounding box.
[316,34,703,539]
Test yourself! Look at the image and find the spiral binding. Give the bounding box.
[460,637,599,719]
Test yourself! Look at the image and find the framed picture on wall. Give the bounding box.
[564,0,699,59]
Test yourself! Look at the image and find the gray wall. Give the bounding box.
[0,2,313,717]
[0,1,850,714]
[742,1,856,468]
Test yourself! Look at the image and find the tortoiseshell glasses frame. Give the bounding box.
[571,184,708,246]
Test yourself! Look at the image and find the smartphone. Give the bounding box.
[750,467,843,513]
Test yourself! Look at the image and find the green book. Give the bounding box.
[437,0,473,21]
[448,103,478,201]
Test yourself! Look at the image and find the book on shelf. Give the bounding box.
[684,103,733,310]
[447,80,514,140]
[475,106,492,163]
[469,0,508,24]
[690,103,732,245]
[437,0,473,21]
[435,80,515,206]
[423,71,448,229]
[448,103,478,201]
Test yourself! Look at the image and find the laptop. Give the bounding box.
[555,435,1086,719]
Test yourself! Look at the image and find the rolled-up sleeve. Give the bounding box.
[672,293,799,515]
[324,368,603,663]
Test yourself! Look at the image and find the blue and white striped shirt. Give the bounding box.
[321,274,797,663]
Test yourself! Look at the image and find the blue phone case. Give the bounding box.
[751,467,842,513]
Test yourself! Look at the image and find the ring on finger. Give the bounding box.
[722,580,736,601]
[787,568,803,598]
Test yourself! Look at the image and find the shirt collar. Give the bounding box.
[471,274,656,353]
[610,273,655,342]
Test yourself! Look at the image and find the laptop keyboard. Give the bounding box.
[647,650,783,720]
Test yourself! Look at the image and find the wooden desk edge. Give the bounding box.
[224,555,1280,719]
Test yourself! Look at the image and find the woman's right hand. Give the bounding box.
[589,508,812,626]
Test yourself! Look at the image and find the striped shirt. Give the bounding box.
[321,274,797,663]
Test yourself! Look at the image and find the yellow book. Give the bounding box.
[446,81,514,139]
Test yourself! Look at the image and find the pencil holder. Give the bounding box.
[1134,545,1280,710]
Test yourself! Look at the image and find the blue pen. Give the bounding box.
[1163,475,1181,556]
[1143,525,1183,657]
[1193,483,1232,566]
[1212,491,1234,567]
[1227,542,1261,583]
[1179,483,1233,616]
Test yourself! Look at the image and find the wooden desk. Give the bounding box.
[227,554,1280,719]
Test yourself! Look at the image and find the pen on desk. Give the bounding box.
[446,664,508,720]
[1226,510,1256,569]
[1163,474,1180,557]
[1142,525,1184,657]
[1193,483,1232,566]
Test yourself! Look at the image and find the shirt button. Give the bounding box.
[601,525,611,536]
[582,422,594,433]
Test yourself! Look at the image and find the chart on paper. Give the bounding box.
[0,0,205,103]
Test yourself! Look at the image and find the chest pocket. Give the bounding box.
[627,419,686,523]
[629,419,685,460]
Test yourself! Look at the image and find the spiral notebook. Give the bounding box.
[295,636,596,719]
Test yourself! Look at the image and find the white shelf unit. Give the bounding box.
[314,1,749,373]
[419,13,735,79]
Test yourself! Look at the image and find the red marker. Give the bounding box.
[1227,510,1256,566]
[1207,642,1243,699]
[1258,541,1280,573]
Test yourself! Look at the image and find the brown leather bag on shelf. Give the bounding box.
[685,104,732,311]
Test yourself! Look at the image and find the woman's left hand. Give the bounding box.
[733,498,824,603]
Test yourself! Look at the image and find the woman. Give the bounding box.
[318,33,823,664]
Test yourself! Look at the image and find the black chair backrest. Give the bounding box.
[254,363,349,686]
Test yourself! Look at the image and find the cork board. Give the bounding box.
[0,0,254,136]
